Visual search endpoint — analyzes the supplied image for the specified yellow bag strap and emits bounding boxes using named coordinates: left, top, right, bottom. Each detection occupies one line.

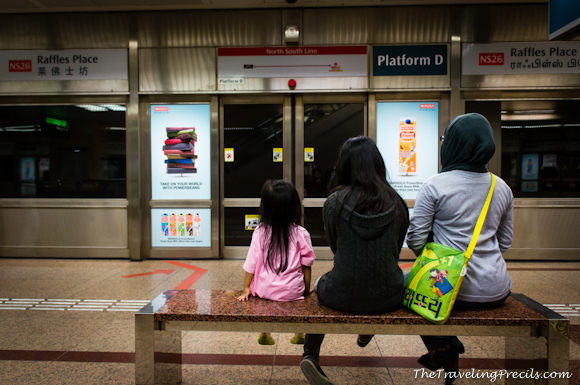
left=465, top=172, right=496, bottom=260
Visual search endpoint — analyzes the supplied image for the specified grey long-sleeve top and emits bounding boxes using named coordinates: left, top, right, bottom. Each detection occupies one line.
left=406, top=170, right=514, bottom=303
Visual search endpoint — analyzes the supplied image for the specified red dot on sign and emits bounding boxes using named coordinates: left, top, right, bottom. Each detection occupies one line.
left=288, top=79, right=296, bottom=87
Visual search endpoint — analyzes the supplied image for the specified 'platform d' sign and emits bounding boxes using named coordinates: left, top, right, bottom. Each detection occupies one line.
left=373, top=45, right=448, bottom=76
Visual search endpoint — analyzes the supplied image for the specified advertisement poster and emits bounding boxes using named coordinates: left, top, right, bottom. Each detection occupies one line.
left=521, top=154, right=539, bottom=180
left=20, top=157, right=35, bottom=181
left=151, top=208, right=211, bottom=248
left=542, top=154, right=557, bottom=168
left=521, top=181, right=539, bottom=193
left=151, top=104, right=211, bottom=200
left=376, top=102, right=439, bottom=200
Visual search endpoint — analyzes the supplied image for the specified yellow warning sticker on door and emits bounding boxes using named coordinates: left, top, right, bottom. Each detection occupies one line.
left=245, top=215, right=260, bottom=230
left=304, top=147, right=314, bottom=162
left=224, top=148, right=234, bottom=162
left=273, top=148, right=283, bottom=162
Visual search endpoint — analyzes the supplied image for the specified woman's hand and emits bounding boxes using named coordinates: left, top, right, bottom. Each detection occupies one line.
left=237, top=287, right=252, bottom=301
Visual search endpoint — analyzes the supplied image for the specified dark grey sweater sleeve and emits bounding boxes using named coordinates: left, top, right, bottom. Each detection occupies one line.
left=322, top=196, right=338, bottom=254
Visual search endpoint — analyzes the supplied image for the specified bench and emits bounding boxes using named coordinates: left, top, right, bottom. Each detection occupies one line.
left=135, top=290, right=570, bottom=385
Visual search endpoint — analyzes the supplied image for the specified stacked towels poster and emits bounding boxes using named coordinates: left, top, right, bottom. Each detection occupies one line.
left=164, top=127, right=197, bottom=174
left=150, top=104, right=211, bottom=200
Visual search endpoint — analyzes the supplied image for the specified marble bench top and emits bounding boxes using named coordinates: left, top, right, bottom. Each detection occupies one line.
left=144, top=290, right=559, bottom=327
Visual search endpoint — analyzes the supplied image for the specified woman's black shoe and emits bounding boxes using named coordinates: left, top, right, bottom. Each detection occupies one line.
left=356, top=334, right=374, bottom=348
left=443, top=350, right=460, bottom=385
left=417, top=346, right=451, bottom=371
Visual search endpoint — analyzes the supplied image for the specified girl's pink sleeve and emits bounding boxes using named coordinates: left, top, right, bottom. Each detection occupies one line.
left=298, top=228, right=316, bottom=266
left=243, top=228, right=262, bottom=274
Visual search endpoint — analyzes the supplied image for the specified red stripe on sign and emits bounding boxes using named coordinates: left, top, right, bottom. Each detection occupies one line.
left=218, top=46, right=367, bottom=56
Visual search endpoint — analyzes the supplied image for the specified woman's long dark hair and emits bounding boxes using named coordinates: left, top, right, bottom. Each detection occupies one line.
left=333, top=136, right=408, bottom=219
left=258, top=179, right=302, bottom=274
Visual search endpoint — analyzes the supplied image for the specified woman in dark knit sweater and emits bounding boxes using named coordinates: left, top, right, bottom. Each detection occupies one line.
left=300, top=136, right=409, bottom=385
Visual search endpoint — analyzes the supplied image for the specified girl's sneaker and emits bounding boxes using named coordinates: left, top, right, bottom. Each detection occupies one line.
left=257, top=334, right=275, bottom=345
left=290, top=334, right=306, bottom=344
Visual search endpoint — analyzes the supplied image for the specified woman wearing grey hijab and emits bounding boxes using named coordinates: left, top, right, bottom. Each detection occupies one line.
left=406, top=113, right=514, bottom=384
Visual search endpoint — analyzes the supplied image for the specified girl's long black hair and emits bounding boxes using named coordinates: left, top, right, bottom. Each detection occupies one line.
left=332, top=136, right=408, bottom=220
left=258, top=179, right=302, bottom=274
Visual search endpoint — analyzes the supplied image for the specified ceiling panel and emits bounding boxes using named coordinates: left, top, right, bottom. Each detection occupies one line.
left=0, top=0, right=546, bottom=14
left=0, top=0, right=37, bottom=9
left=37, top=0, right=98, bottom=7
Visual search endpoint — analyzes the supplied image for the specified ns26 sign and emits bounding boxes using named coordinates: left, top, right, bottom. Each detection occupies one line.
left=479, top=53, right=504, bottom=66
left=9, top=60, right=32, bottom=72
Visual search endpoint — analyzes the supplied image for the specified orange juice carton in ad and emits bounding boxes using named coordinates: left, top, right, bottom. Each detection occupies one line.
left=169, top=213, right=177, bottom=236
left=193, top=213, right=201, bottom=236
left=177, top=214, right=185, bottom=236
left=399, top=118, right=417, bottom=174
left=186, top=213, right=193, bottom=236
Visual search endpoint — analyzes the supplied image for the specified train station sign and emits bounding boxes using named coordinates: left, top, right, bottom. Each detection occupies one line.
left=217, top=46, right=367, bottom=78
left=0, top=49, right=128, bottom=80
left=373, top=45, right=448, bottom=76
left=463, top=42, right=580, bottom=75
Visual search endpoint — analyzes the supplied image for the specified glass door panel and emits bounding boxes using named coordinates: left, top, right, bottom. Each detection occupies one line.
left=302, top=101, right=365, bottom=247
left=303, top=103, right=365, bottom=198
left=221, top=96, right=366, bottom=257
left=224, top=104, right=284, bottom=198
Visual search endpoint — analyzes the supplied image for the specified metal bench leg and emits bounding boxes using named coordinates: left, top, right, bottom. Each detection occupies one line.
left=154, top=328, right=183, bottom=385
left=505, top=334, right=545, bottom=385
left=547, top=319, right=570, bottom=385
left=135, top=313, right=155, bottom=385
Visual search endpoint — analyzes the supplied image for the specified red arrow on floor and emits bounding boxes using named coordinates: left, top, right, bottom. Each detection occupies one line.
left=164, top=261, right=208, bottom=290
left=121, top=269, right=175, bottom=278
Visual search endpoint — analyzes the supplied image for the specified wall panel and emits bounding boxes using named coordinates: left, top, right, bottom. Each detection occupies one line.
left=139, top=48, right=216, bottom=92
left=462, top=4, right=548, bottom=43
left=0, top=200, right=128, bottom=258
left=505, top=200, right=580, bottom=260
left=0, top=13, right=129, bottom=50
left=303, top=7, right=451, bottom=45
left=138, top=10, right=281, bottom=48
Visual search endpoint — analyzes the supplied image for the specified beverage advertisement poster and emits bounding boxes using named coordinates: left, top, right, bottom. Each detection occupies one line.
left=521, top=181, right=539, bottom=193
left=150, top=104, right=211, bottom=200
left=151, top=208, right=211, bottom=247
left=521, top=154, right=539, bottom=180
left=376, top=102, right=439, bottom=200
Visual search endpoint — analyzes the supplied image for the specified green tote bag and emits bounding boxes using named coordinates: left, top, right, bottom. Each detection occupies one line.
left=402, top=173, right=496, bottom=324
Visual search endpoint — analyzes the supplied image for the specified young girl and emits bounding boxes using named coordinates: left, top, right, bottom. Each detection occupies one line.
left=237, top=179, right=316, bottom=345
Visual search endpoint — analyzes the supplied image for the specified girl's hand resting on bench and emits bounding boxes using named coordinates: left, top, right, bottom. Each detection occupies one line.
left=237, top=287, right=252, bottom=301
